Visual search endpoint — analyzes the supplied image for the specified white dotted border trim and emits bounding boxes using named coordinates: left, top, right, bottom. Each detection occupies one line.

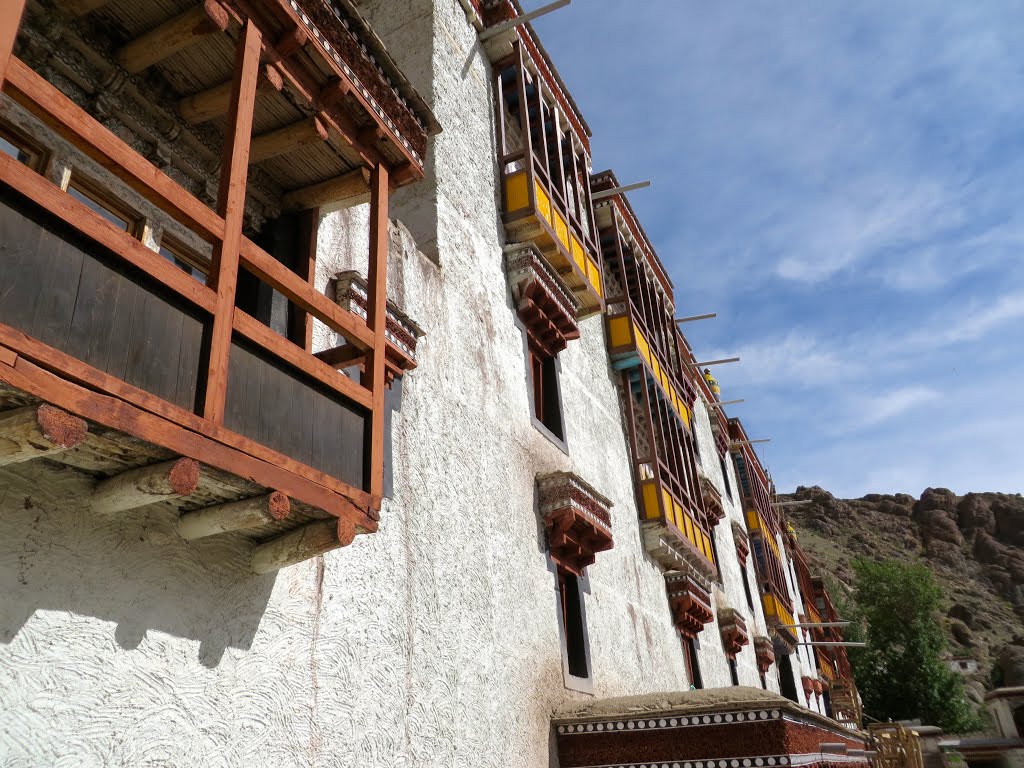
left=289, top=0, right=424, bottom=166
left=557, top=709, right=783, bottom=736
left=560, top=756, right=796, bottom=768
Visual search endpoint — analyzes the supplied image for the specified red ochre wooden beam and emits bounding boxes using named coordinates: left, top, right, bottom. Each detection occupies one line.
left=0, top=0, right=26, bottom=89
left=363, top=164, right=389, bottom=504
left=203, top=20, right=261, bottom=425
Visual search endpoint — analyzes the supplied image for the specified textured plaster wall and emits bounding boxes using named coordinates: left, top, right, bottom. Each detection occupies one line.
left=691, top=398, right=776, bottom=693
left=0, top=2, right=702, bottom=767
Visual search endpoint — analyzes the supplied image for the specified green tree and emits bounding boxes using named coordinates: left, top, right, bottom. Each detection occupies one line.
left=843, top=559, right=982, bottom=733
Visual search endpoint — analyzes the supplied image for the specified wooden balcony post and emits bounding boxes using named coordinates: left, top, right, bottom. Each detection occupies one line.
left=0, top=0, right=27, bottom=89
left=363, top=163, right=389, bottom=502
left=203, top=19, right=261, bottom=424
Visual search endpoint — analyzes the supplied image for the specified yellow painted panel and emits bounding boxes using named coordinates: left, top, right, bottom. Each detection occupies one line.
left=534, top=180, right=552, bottom=224
left=505, top=172, right=530, bottom=213
left=571, top=236, right=586, bottom=272
left=609, top=315, right=633, bottom=348
left=642, top=482, right=660, bottom=520
left=635, top=327, right=651, bottom=366
left=746, top=509, right=761, bottom=531
left=662, top=489, right=673, bottom=524
left=554, top=210, right=569, bottom=250
left=586, top=256, right=603, bottom=297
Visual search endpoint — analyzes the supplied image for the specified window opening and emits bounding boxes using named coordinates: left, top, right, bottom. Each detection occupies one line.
left=720, top=456, right=733, bottom=500
left=558, top=568, right=589, bottom=679
left=760, top=672, right=768, bottom=690
left=683, top=635, right=703, bottom=690
left=530, top=349, right=564, bottom=440
left=159, top=236, right=208, bottom=285
left=0, top=125, right=44, bottom=170
left=778, top=653, right=799, bottom=703
left=729, top=656, right=740, bottom=686
left=741, top=563, right=756, bottom=613
left=67, top=176, right=139, bottom=236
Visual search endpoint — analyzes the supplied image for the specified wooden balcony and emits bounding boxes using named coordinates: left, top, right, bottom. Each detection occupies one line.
left=639, top=477, right=717, bottom=581
left=493, top=39, right=603, bottom=315
left=0, top=0, right=435, bottom=571
left=761, top=592, right=798, bottom=646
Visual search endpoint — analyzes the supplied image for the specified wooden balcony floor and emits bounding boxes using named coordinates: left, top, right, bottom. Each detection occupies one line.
left=0, top=379, right=352, bottom=573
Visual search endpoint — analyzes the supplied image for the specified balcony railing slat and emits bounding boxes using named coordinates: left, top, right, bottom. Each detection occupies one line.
left=4, top=58, right=225, bottom=242
left=232, top=309, right=372, bottom=410
left=0, top=152, right=217, bottom=314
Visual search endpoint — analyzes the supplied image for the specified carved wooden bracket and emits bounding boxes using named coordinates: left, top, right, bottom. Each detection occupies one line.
left=665, top=571, right=714, bottom=639
left=754, top=635, right=776, bottom=674
left=719, top=607, right=750, bottom=659
left=505, top=243, right=581, bottom=358
left=537, top=471, right=613, bottom=577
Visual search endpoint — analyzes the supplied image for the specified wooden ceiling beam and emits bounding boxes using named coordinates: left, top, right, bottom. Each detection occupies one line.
left=249, top=116, right=328, bottom=164
left=178, top=63, right=283, bottom=124
left=64, top=0, right=114, bottom=17
left=178, top=491, right=291, bottom=539
left=116, top=0, right=230, bottom=74
left=282, top=167, right=371, bottom=212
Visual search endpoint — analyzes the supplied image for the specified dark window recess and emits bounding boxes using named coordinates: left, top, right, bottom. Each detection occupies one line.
left=720, top=456, right=733, bottom=500
left=778, top=653, right=799, bottom=703
left=741, top=564, right=756, bottom=613
left=683, top=635, right=703, bottom=690
left=246, top=212, right=305, bottom=340
left=760, top=672, right=768, bottom=690
left=558, top=569, right=589, bottom=679
left=0, top=127, right=43, bottom=169
left=159, top=238, right=208, bottom=285
left=67, top=178, right=138, bottom=235
left=531, top=349, right=564, bottom=440
left=729, top=657, right=740, bottom=686
left=823, top=691, right=833, bottom=718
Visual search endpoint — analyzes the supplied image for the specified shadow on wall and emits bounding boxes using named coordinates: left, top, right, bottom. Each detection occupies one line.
left=0, top=462, right=274, bottom=667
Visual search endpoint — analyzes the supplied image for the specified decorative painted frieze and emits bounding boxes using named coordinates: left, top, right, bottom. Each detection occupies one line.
left=719, top=607, right=750, bottom=659
left=665, top=571, right=714, bottom=639
left=537, top=471, right=613, bottom=577
left=504, top=243, right=581, bottom=357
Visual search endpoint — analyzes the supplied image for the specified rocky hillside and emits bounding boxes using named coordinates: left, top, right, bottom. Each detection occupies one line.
left=780, top=487, right=1024, bottom=703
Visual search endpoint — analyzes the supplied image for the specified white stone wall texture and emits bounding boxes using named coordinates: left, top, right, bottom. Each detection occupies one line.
left=0, top=1, right=824, bottom=765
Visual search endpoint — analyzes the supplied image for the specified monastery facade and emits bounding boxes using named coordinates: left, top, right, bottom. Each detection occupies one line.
left=0, top=1, right=864, bottom=765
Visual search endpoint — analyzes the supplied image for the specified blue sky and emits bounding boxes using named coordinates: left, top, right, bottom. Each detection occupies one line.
left=529, top=1, right=1024, bottom=498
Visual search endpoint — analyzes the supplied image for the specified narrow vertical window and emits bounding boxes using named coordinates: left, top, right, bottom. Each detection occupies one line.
left=760, top=672, right=768, bottom=689
left=778, top=653, right=799, bottom=703
left=683, top=636, right=703, bottom=689
left=720, top=456, right=733, bottom=500
left=557, top=568, right=590, bottom=680
left=729, top=657, right=740, bottom=686
left=530, top=349, right=564, bottom=440
left=740, top=564, right=756, bottom=613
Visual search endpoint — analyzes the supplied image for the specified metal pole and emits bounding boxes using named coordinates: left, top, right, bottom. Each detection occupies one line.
left=591, top=180, right=652, bottom=201
left=479, top=0, right=571, bottom=41
left=676, top=312, right=717, bottom=324
left=690, top=357, right=740, bottom=368
left=708, top=399, right=744, bottom=408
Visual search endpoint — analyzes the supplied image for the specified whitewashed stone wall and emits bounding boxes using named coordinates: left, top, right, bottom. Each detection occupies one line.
left=0, top=1, right=830, bottom=765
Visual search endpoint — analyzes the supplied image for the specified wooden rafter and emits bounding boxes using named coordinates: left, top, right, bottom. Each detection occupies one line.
left=116, top=0, right=231, bottom=74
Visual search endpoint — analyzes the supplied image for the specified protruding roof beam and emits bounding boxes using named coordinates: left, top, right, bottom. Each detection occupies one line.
left=282, top=167, right=371, bottom=212
left=708, top=399, right=745, bottom=408
left=479, top=0, right=572, bottom=41
left=91, top=458, right=201, bottom=514
left=0, top=404, right=87, bottom=466
left=251, top=517, right=356, bottom=574
left=64, top=0, right=113, bottom=16
left=591, top=179, right=651, bottom=201
left=178, top=492, right=291, bottom=539
left=249, top=116, right=329, bottom=164
left=730, top=438, right=771, bottom=447
left=117, top=0, right=230, bottom=74
left=772, top=500, right=813, bottom=507
left=178, top=64, right=283, bottom=124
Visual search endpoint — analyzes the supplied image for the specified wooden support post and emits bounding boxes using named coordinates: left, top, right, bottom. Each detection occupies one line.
left=178, top=65, right=283, bottom=124
left=0, top=404, right=87, bottom=466
left=0, top=0, right=26, bottom=89
left=116, top=0, right=230, bottom=74
left=202, top=20, right=261, bottom=424
left=282, top=168, right=371, bottom=211
left=249, top=117, right=329, bottom=164
left=250, top=517, right=356, bottom=574
left=363, top=163, right=389, bottom=504
left=178, top=491, right=290, bottom=539
left=64, top=0, right=113, bottom=16
left=92, top=458, right=201, bottom=514
left=290, top=206, right=320, bottom=351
